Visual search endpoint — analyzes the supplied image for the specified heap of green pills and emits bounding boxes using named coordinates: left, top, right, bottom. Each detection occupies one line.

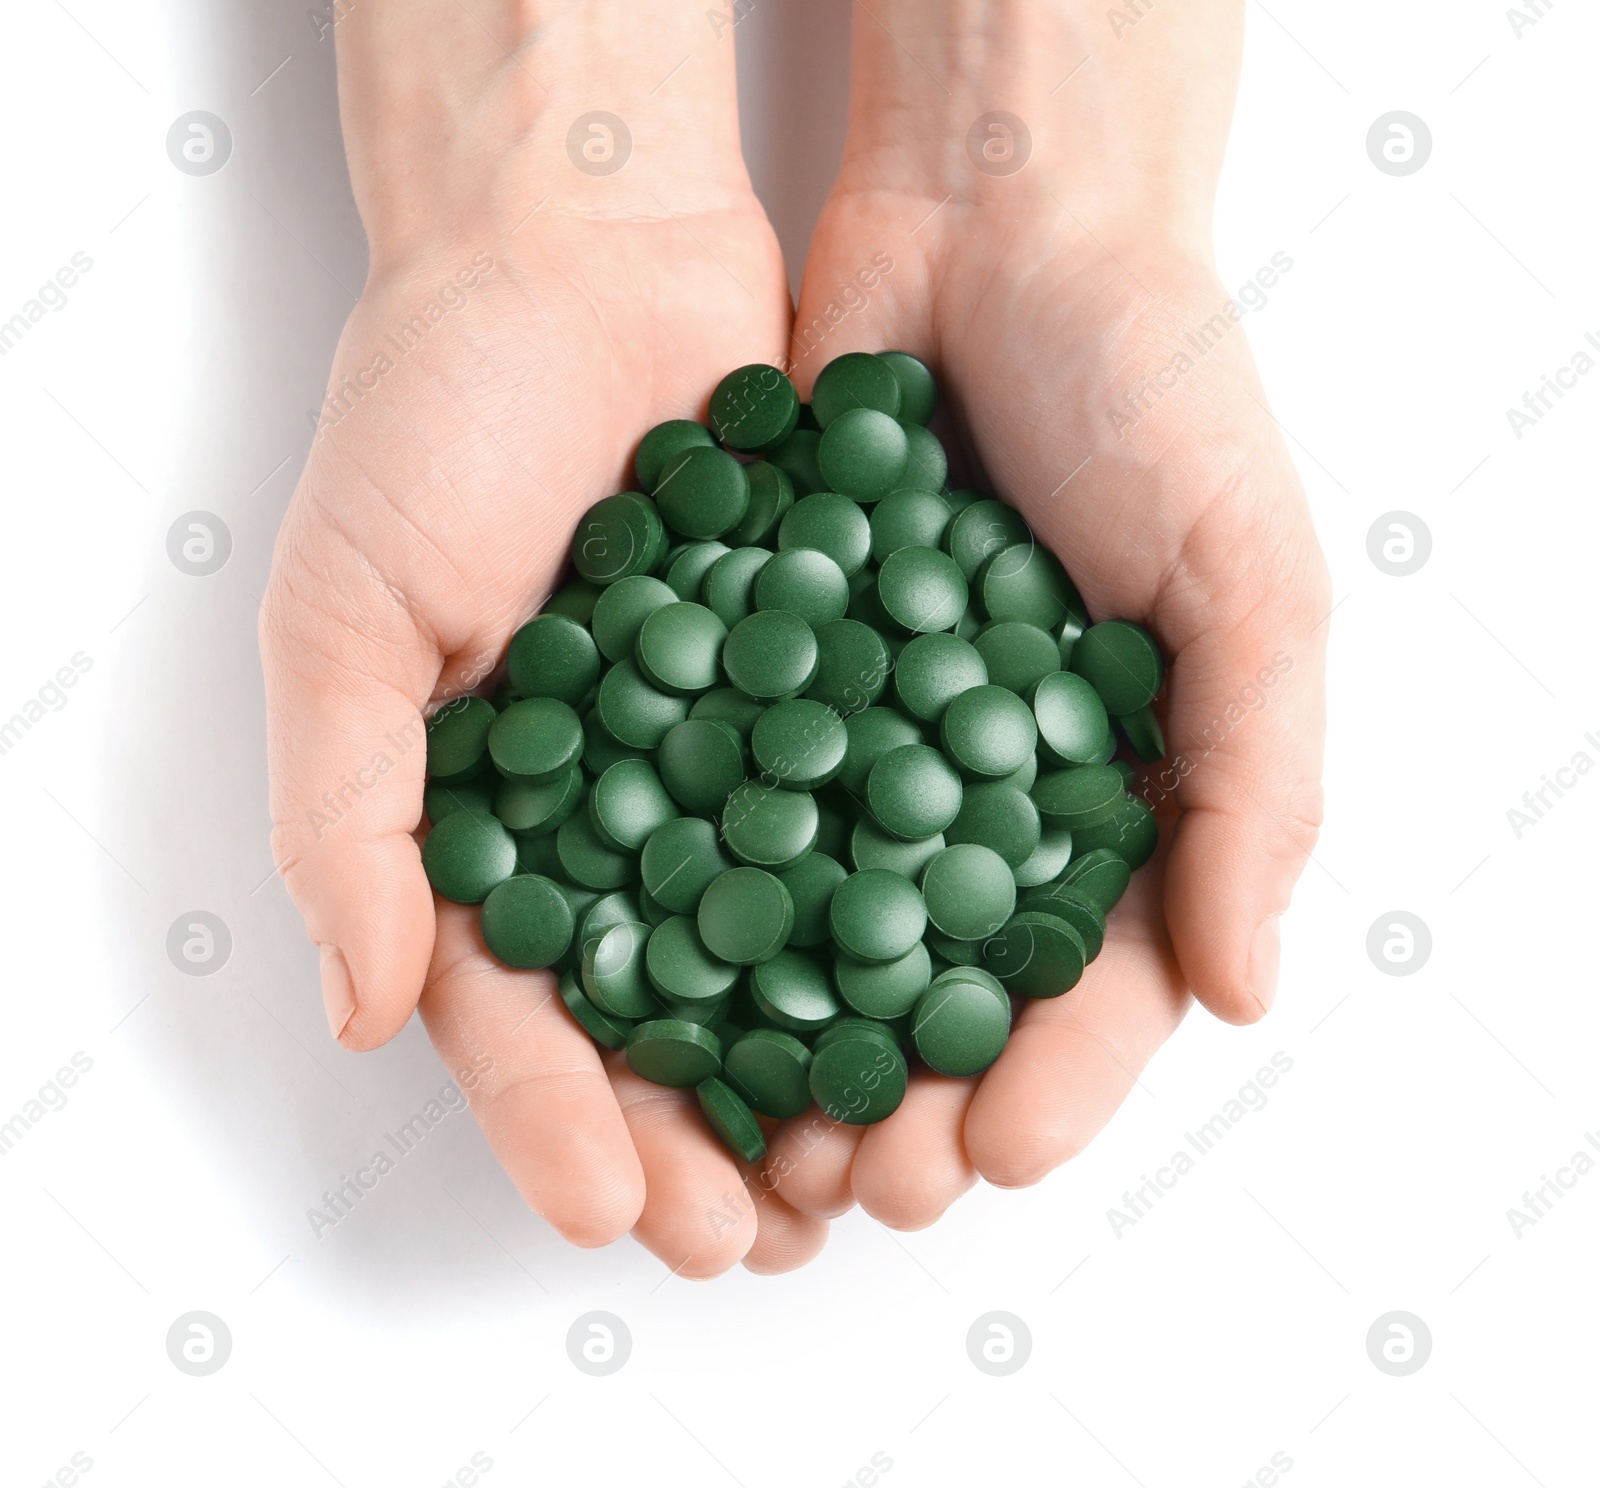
left=421, top=351, right=1166, bottom=1163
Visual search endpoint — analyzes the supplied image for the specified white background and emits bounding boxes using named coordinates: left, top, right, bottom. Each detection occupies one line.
left=2, top=2, right=1597, bottom=1484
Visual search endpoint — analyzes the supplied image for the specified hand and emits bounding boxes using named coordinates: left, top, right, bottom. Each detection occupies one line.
left=260, top=4, right=824, bottom=1276
left=762, top=0, right=1329, bottom=1228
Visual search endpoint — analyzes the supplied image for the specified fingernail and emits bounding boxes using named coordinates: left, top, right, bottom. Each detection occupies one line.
left=319, top=944, right=357, bottom=1040
left=1248, top=916, right=1281, bottom=1014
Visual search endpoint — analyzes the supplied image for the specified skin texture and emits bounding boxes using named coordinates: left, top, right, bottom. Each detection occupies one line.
left=261, top=0, right=1327, bottom=1275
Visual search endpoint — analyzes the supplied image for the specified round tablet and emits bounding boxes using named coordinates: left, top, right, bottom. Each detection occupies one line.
left=980, top=543, right=1077, bottom=629
left=945, top=782, right=1042, bottom=869
left=876, top=546, right=968, bottom=633
left=426, top=776, right=496, bottom=824
left=1012, top=826, right=1074, bottom=887
left=870, top=489, right=953, bottom=561
left=487, top=698, right=584, bottom=784
left=702, top=547, right=773, bottom=629
left=493, top=766, right=585, bottom=835
left=749, top=950, right=841, bottom=1032
left=479, top=874, right=574, bottom=969
left=945, top=500, right=1031, bottom=580
left=657, top=718, right=746, bottom=816
left=655, top=445, right=751, bottom=539
left=927, top=931, right=985, bottom=968
left=752, top=699, right=848, bottom=790
left=818, top=408, right=909, bottom=500
left=767, top=427, right=826, bottom=497
left=778, top=493, right=873, bottom=577
left=423, top=810, right=517, bottom=904
left=1032, top=671, right=1113, bottom=765
left=941, top=685, right=1038, bottom=778
left=804, top=619, right=891, bottom=716
left=639, top=816, right=734, bottom=915
left=645, top=915, right=741, bottom=1005
left=878, top=351, right=936, bottom=424
left=710, top=363, right=800, bottom=451
left=590, top=574, right=678, bottom=663
left=515, top=829, right=564, bottom=878
left=697, top=1076, right=768, bottom=1162
left=689, top=687, right=765, bottom=739
left=1056, top=607, right=1088, bottom=666
left=850, top=819, right=945, bottom=878
left=835, top=941, right=931, bottom=1019
left=588, top=758, right=679, bottom=852
left=753, top=547, right=849, bottom=626
left=1058, top=846, right=1133, bottom=913
left=1071, top=620, right=1164, bottom=715
left=559, top=970, right=633, bottom=1051
left=893, top=632, right=987, bottom=722
left=973, top=620, right=1062, bottom=694
left=777, top=852, right=846, bottom=948
left=698, top=866, right=794, bottom=964
left=812, top=791, right=853, bottom=861
left=582, top=709, right=646, bottom=777
left=571, top=491, right=666, bottom=585
left=724, top=1029, right=813, bottom=1118
left=1116, top=703, right=1166, bottom=764
left=596, top=659, right=690, bottom=748
left=722, top=780, right=820, bottom=867
left=898, top=423, right=948, bottom=493
left=576, top=889, right=639, bottom=951
left=583, top=921, right=658, bottom=1018
left=811, top=351, right=902, bottom=426
left=636, top=418, right=714, bottom=492
left=920, top=844, right=1016, bottom=941
left=426, top=695, right=495, bottom=779
left=725, top=462, right=794, bottom=548
left=544, top=579, right=602, bottom=625
left=1020, top=883, right=1106, bottom=961
left=664, top=541, right=731, bottom=601
left=625, top=1019, right=723, bottom=1087
left=912, top=974, right=1011, bottom=1076
left=837, top=708, right=923, bottom=795
left=866, top=744, right=963, bottom=841
left=1032, top=765, right=1125, bottom=831
left=555, top=809, right=638, bottom=891
left=829, top=869, right=927, bottom=963
left=1071, top=794, right=1159, bottom=869
left=506, top=613, right=601, bottom=704
left=722, top=610, right=819, bottom=701
left=983, top=911, right=1088, bottom=999
left=809, top=1028, right=907, bottom=1124
left=635, top=602, right=728, bottom=695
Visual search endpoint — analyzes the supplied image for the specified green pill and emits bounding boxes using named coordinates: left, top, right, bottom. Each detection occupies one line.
left=983, top=911, right=1087, bottom=999
left=837, top=708, right=923, bottom=795
left=596, top=658, right=690, bottom=748
left=577, top=890, right=642, bottom=956
left=912, top=973, right=1011, bottom=1077
left=818, top=408, right=909, bottom=500
left=979, top=543, right=1078, bottom=630
left=625, top=1019, right=723, bottom=1087
left=506, top=613, right=601, bottom=704
left=866, top=744, right=964, bottom=841
left=1058, top=846, right=1133, bottom=913
left=946, top=782, right=1042, bottom=869
left=811, top=789, right=854, bottom=861
left=777, top=852, right=846, bottom=948
left=809, top=1026, right=907, bottom=1124
left=515, top=829, right=565, bottom=878
left=767, top=427, right=826, bottom=497
left=493, top=765, right=585, bottom=835
left=1117, top=703, right=1167, bottom=763
left=423, top=810, right=517, bottom=904
left=1032, top=670, right=1113, bottom=766
left=640, top=816, right=734, bottom=915
left=893, top=632, right=988, bottom=722
left=722, top=610, right=819, bottom=701
left=657, top=718, right=746, bottom=816
left=689, top=687, right=765, bottom=739
left=1071, top=620, right=1165, bottom=715
left=870, top=489, right=952, bottom=562
left=927, top=930, right=985, bottom=968
left=941, top=684, right=1038, bottom=778
left=876, top=546, right=968, bottom=633
left=830, top=868, right=927, bottom=964
left=1071, top=794, right=1158, bottom=869
left=556, top=809, right=638, bottom=891
left=583, top=921, right=659, bottom=1019
left=480, top=873, right=575, bottom=969
left=754, top=547, right=850, bottom=626
left=920, top=844, right=1017, bottom=941
left=724, top=1029, right=813, bottom=1118
left=898, top=424, right=948, bottom=493
left=1057, top=608, right=1088, bottom=667
left=636, top=418, right=714, bottom=492
left=559, top=969, right=633, bottom=1051
left=806, top=619, right=891, bottom=716
left=697, top=1076, right=768, bottom=1162
left=572, top=492, right=666, bottom=585
left=710, top=363, right=800, bottom=451
left=645, top=915, right=740, bottom=1005
left=1033, top=765, right=1125, bottom=831
left=850, top=819, right=945, bottom=879
left=426, top=696, right=495, bottom=779
left=945, top=500, right=1031, bottom=581
left=750, top=949, right=841, bottom=1033
left=655, top=445, right=751, bottom=539
left=636, top=602, right=728, bottom=695
left=582, top=707, right=649, bottom=776
left=544, top=578, right=602, bottom=625
left=1020, top=882, right=1106, bottom=961
left=877, top=351, right=936, bottom=425
left=752, top=699, right=848, bottom=790
left=725, top=462, right=795, bottom=548
left=778, top=493, right=873, bottom=577
left=698, top=866, right=795, bottom=965
left=664, top=540, right=732, bottom=601
left=834, top=941, right=931, bottom=1019
left=721, top=780, right=819, bottom=869
left=426, top=776, right=497, bottom=824
left=638, top=884, right=674, bottom=928
left=488, top=698, right=584, bottom=784
left=588, top=758, right=679, bottom=852
left=702, top=546, right=773, bottom=629
left=1012, top=826, right=1074, bottom=888
left=811, top=351, right=902, bottom=427
left=590, top=574, right=678, bottom=663
left=973, top=620, right=1061, bottom=695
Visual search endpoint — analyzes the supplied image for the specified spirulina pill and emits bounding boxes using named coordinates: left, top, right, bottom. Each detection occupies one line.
left=752, top=699, right=848, bottom=790
left=698, top=866, right=795, bottom=965
left=809, top=1027, right=907, bottom=1124
left=973, top=620, right=1061, bottom=695
left=850, top=818, right=945, bottom=879
left=1020, top=882, right=1106, bottom=961
left=559, top=969, right=633, bottom=1051
left=722, top=610, right=819, bottom=701
left=979, top=543, right=1077, bottom=630
left=805, top=619, right=891, bottom=716
left=830, top=869, right=927, bottom=963
left=1031, top=671, right=1112, bottom=766
left=637, top=419, right=715, bottom=492
left=426, top=776, right=496, bottom=824
left=493, top=765, right=585, bottom=835
left=596, top=659, right=690, bottom=748
left=724, top=1029, right=813, bottom=1118
left=893, top=633, right=988, bottom=723
left=870, top=489, right=952, bottom=561
left=591, top=574, right=678, bottom=663
left=779, top=493, right=873, bottom=577
left=556, top=809, right=638, bottom=891
left=582, top=707, right=649, bottom=776
left=940, top=685, right=1037, bottom=778
left=640, top=816, right=733, bottom=915
left=645, top=915, right=741, bottom=1005
left=946, top=782, right=1042, bottom=869
left=1070, top=619, right=1164, bottom=716
left=636, top=602, right=728, bottom=695
left=834, top=940, right=931, bottom=1019
left=583, top=921, right=659, bottom=1019
left=545, top=578, right=602, bottom=625
left=818, top=409, right=910, bottom=501
left=710, top=363, right=800, bottom=452
left=588, top=758, right=679, bottom=852
left=664, top=541, right=732, bottom=601
left=838, top=708, right=923, bottom=795
left=721, top=780, right=819, bottom=869
left=657, top=718, right=746, bottom=816
left=1033, top=765, right=1125, bottom=831
left=702, top=547, right=773, bottom=629
left=811, top=351, right=902, bottom=427
left=1116, top=703, right=1166, bottom=763
left=866, top=744, right=964, bottom=841
left=480, top=873, right=575, bottom=969
left=898, top=423, right=948, bottom=493
left=655, top=445, right=751, bottom=539
left=506, top=613, right=601, bottom=704
left=488, top=698, right=584, bottom=783
left=423, top=810, right=517, bottom=904
left=426, top=696, right=496, bottom=779
left=697, top=1077, right=768, bottom=1162
left=920, top=844, right=1017, bottom=941
left=1070, top=793, right=1158, bottom=869
left=1058, top=846, right=1133, bottom=913
left=750, top=949, right=841, bottom=1032
left=689, top=687, right=765, bottom=739
left=983, top=911, right=1087, bottom=999
left=876, top=546, right=968, bottom=633
left=777, top=852, right=846, bottom=948
left=912, top=973, right=1011, bottom=1076
left=767, top=428, right=826, bottom=497
left=1012, top=826, right=1074, bottom=888
left=626, top=1019, right=723, bottom=1087
left=945, top=500, right=1031, bottom=581
left=877, top=351, right=936, bottom=425
left=754, top=547, right=850, bottom=626
left=572, top=492, right=668, bottom=586
left=725, top=462, right=795, bottom=548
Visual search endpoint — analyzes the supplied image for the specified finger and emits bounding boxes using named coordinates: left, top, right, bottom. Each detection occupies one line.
left=419, top=902, right=645, bottom=1245
left=261, top=527, right=443, bottom=1049
left=607, top=1062, right=758, bottom=1278
left=740, top=1177, right=830, bottom=1275
left=850, top=1072, right=979, bottom=1230
left=760, top=1112, right=863, bottom=1219
left=965, top=866, right=1190, bottom=1188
